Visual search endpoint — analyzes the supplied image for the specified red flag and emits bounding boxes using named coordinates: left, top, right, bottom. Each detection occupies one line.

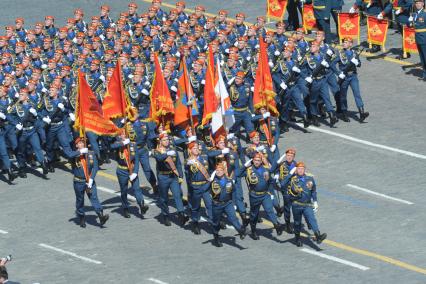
left=149, top=53, right=175, bottom=128
left=402, top=26, right=418, bottom=55
left=102, top=61, right=129, bottom=119
left=338, top=13, right=360, bottom=43
left=253, top=36, right=278, bottom=117
left=367, top=16, right=389, bottom=48
left=174, top=57, right=199, bottom=129
left=202, top=45, right=219, bottom=126
left=302, top=4, right=317, bottom=33
left=266, top=0, right=288, bottom=21
left=73, top=70, right=120, bottom=136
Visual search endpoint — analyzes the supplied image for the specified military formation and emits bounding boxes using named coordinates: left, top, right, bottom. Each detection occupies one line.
left=1, top=0, right=388, bottom=248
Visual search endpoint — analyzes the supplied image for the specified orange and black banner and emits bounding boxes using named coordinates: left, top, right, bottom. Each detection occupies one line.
left=402, top=26, right=418, bottom=54
left=367, top=16, right=389, bottom=49
left=338, top=12, right=360, bottom=43
left=302, top=4, right=316, bottom=33
left=266, top=0, right=288, bottom=21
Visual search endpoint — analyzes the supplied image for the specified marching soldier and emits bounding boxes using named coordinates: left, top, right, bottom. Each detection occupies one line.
left=409, top=0, right=426, bottom=80
left=152, top=131, right=189, bottom=227
left=289, top=162, right=327, bottom=247
left=111, top=129, right=149, bottom=219
left=71, top=137, right=109, bottom=228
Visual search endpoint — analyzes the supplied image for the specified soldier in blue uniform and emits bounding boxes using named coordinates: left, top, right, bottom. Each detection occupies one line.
left=0, top=103, right=16, bottom=182
left=111, top=129, right=149, bottom=219
left=410, top=0, right=426, bottom=80
left=244, top=152, right=284, bottom=240
left=289, top=162, right=327, bottom=246
left=153, top=131, right=189, bottom=226
left=313, top=0, right=333, bottom=43
left=186, top=141, right=213, bottom=234
left=334, top=38, right=370, bottom=122
left=210, top=163, right=246, bottom=247
left=71, top=137, right=109, bottom=228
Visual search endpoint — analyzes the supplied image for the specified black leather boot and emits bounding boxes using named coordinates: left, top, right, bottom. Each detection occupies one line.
left=47, top=161, right=55, bottom=173
left=275, top=206, right=284, bottom=217
left=341, top=111, right=350, bottom=122
left=303, top=115, right=310, bottom=128
left=240, top=212, right=250, bottom=228
left=41, top=161, right=48, bottom=175
left=328, top=112, right=338, bottom=127
left=18, top=168, right=27, bottom=178
left=250, top=224, right=259, bottom=240
left=97, top=211, right=109, bottom=226
left=191, top=222, right=201, bottom=235
left=163, top=215, right=171, bottom=226
left=238, top=226, right=246, bottom=240
left=274, top=223, right=283, bottom=236
left=311, top=115, right=320, bottom=127
left=295, top=233, right=302, bottom=247
left=79, top=215, right=86, bottom=228
left=358, top=107, right=369, bottom=123
left=123, top=208, right=131, bottom=218
left=139, top=202, right=149, bottom=216
left=213, top=233, right=223, bottom=247
left=7, top=169, right=16, bottom=182
left=314, top=231, right=327, bottom=244
left=178, top=212, right=189, bottom=226
left=285, top=222, right=294, bottom=234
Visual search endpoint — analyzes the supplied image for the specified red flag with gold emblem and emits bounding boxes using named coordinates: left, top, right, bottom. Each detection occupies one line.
left=73, top=70, right=120, bottom=136
left=253, top=36, right=278, bottom=117
left=266, top=0, right=288, bottom=21
left=202, top=44, right=219, bottom=126
left=367, top=16, right=389, bottom=47
left=302, top=4, right=316, bottom=33
left=102, top=61, right=129, bottom=119
left=338, top=12, right=360, bottom=43
left=149, top=53, right=175, bottom=127
left=402, top=26, right=418, bottom=54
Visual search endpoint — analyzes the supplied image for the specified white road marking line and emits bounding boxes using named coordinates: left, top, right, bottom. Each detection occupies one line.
left=0, top=229, right=8, bottom=234
left=38, top=243, right=102, bottom=264
left=346, top=184, right=414, bottom=205
left=295, top=123, right=426, bottom=160
left=97, top=186, right=155, bottom=205
left=300, top=248, right=370, bottom=271
left=147, top=278, right=169, bottom=284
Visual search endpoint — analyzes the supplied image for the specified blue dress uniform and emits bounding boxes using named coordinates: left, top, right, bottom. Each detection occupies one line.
left=185, top=150, right=213, bottom=233
left=319, top=43, right=341, bottom=113
left=71, top=146, right=108, bottom=228
left=0, top=109, right=15, bottom=182
left=412, top=3, right=426, bottom=79
left=210, top=172, right=246, bottom=247
left=10, top=101, right=47, bottom=176
left=278, top=159, right=297, bottom=232
left=335, top=46, right=369, bottom=122
left=383, top=0, right=413, bottom=29
left=111, top=137, right=149, bottom=218
left=152, top=141, right=189, bottom=226
left=228, top=79, right=255, bottom=135
left=0, top=97, right=17, bottom=154
left=289, top=168, right=327, bottom=246
left=244, top=161, right=283, bottom=239
left=313, top=0, right=333, bottom=43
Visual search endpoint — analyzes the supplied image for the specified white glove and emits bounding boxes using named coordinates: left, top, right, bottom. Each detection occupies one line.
left=256, top=145, right=265, bottom=151
left=274, top=50, right=280, bottom=56
left=79, top=148, right=89, bottom=154
left=201, top=79, right=205, bottom=85
left=338, top=73, right=346, bottom=80
left=16, top=123, right=23, bottom=130
left=297, top=56, right=303, bottom=61
left=87, top=178, right=94, bottom=189
left=29, top=108, right=37, bottom=116
left=263, top=112, right=271, bottom=119
left=41, top=87, right=48, bottom=93
left=225, top=48, right=230, bottom=53
left=255, top=44, right=260, bottom=49
left=122, top=138, right=130, bottom=145
left=142, top=88, right=150, bottom=95
left=274, top=174, right=280, bottom=184
left=62, top=96, right=68, bottom=102
left=14, top=93, right=19, bottom=99
left=313, top=201, right=319, bottom=213
left=408, top=16, right=413, bottom=22
left=148, top=151, right=152, bottom=157
left=69, top=113, right=75, bottom=121
left=144, top=81, right=151, bottom=87
left=99, top=34, right=105, bottom=41
left=99, top=75, right=106, bottom=82
left=222, top=148, right=230, bottom=154
left=128, top=74, right=134, bottom=79
left=290, top=167, right=297, bottom=175
left=377, top=13, right=384, bottom=20
left=41, top=64, right=48, bottom=69
left=395, top=9, right=401, bottom=15
left=209, top=170, right=216, bottom=182
left=167, top=150, right=176, bottom=156
left=244, top=159, right=252, bottom=167
left=57, top=103, right=65, bottom=111
left=277, top=154, right=285, bottom=164
left=188, top=135, right=197, bottom=142
left=305, top=76, right=313, bottom=83
left=321, top=60, right=329, bottom=68
left=187, top=159, right=195, bottom=165
left=227, top=133, right=235, bottom=139
left=129, top=173, right=138, bottom=181
left=43, top=116, right=51, bottom=124
left=270, top=145, right=276, bottom=153
left=280, top=82, right=287, bottom=90
left=268, top=61, right=274, bottom=68
left=250, top=86, right=254, bottom=92
left=292, top=66, right=301, bottom=73
left=0, top=112, right=5, bottom=120
left=366, top=2, right=371, bottom=8
left=227, top=77, right=235, bottom=86
left=246, top=56, right=251, bottom=61
left=349, top=7, right=355, bottom=14
left=351, top=58, right=359, bottom=66
left=72, top=37, right=78, bottom=43
left=171, top=86, right=178, bottom=92
left=175, top=51, right=181, bottom=57
left=326, top=49, right=333, bottom=56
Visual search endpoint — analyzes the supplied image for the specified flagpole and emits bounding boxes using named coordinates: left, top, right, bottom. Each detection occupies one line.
left=183, top=56, right=195, bottom=135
